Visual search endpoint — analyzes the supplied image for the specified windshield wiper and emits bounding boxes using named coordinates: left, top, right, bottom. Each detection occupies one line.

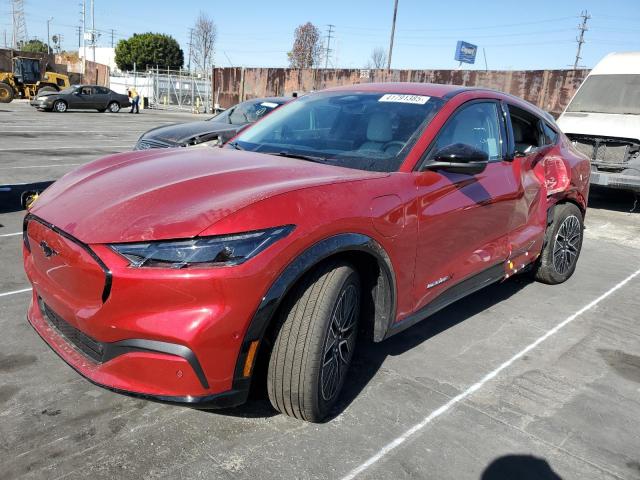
left=228, top=141, right=244, bottom=150
left=269, top=151, right=327, bottom=163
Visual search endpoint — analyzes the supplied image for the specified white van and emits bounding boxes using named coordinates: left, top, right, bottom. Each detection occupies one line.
left=557, top=52, right=640, bottom=192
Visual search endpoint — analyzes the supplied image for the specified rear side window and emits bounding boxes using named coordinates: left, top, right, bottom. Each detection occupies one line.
left=95, top=87, right=109, bottom=94
left=508, top=105, right=542, bottom=155
left=427, top=102, right=503, bottom=161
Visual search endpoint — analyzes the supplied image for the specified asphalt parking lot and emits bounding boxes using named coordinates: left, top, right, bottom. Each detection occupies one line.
left=1, top=100, right=640, bottom=480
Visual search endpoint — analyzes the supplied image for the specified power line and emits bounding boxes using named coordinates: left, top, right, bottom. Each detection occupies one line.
left=574, top=10, right=590, bottom=69
left=324, top=24, right=334, bottom=68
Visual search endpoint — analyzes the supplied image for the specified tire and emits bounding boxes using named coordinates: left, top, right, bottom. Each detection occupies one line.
left=107, top=101, right=120, bottom=113
left=533, top=203, right=584, bottom=284
left=267, top=262, right=361, bottom=422
left=53, top=100, right=67, bottom=113
left=0, top=82, right=14, bottom=103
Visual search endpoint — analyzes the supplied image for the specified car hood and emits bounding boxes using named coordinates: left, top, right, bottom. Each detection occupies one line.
left=142, top=120, right=240, bottom=145
left=31, top=148, right=386, bottom=244
left=557, top=112, right=640, bottom=141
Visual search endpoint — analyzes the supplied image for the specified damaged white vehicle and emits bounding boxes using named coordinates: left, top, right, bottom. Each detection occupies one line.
left=557, top=52, right=640, bottom=192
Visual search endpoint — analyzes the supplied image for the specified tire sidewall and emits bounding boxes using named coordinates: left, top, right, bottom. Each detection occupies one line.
left=312, top=267, right=361, bottom=419
left=108, top=102, right=120, bottom=113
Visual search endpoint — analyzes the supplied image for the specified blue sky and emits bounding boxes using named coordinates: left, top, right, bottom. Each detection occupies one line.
left=2, top=0, right=640, bottom=70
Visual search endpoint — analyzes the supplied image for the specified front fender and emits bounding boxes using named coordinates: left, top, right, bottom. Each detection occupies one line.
left=231, top=232, right=396, bottom=393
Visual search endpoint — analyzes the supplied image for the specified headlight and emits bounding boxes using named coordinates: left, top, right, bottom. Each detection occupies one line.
left=38, top=95, right=49, bottom=100
left=110, top=225, right=294, bottom=268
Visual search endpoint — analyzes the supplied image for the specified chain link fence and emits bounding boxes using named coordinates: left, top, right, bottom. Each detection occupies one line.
left=110, top=69, right=215, bottom=113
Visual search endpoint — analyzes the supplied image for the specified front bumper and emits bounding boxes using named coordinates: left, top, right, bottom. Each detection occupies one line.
left=590, top=170, right=640, bottom=192
left=30, top=98, right=54, bottom=109
left=23, top=214, right=272, bottom=407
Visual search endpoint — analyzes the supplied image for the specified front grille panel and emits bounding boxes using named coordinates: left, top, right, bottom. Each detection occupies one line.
left=39, top=298, right=104, bottom=362
left=573, top=140, right=595, bottom=159
left=594, top=143, right=629, bottom=164
left=135, top=139, right=172, bottom=150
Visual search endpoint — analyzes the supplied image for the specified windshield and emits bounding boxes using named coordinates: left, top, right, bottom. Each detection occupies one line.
left=209, top=99, right=283, bottom=124
left=567, top=74, right=640, bottom=115
left=231, top=91, right=444, bottom=172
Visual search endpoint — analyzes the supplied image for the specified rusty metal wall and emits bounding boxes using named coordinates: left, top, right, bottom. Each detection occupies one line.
left=212, top=67, right=590, bottom=117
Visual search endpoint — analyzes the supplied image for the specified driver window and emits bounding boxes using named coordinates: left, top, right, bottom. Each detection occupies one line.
left=81, top=87, right=92, bottom=95
left=229, top=103, right=252, bottom=125
left=429, top=102, right=502, bottom=161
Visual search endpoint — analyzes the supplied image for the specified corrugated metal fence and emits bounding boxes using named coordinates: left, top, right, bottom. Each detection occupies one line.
left=213, top=67, right=590, bottom=117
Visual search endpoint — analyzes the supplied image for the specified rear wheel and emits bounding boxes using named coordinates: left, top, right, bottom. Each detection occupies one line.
left=533, top=203, right=584, bottom=284
left=53, top=100, right=67, bottom=113
left=0, top=82, right=14, bottom=103
left=267, top=262, right=360, bottom=422
left=107, top=101, right=120, bottom=113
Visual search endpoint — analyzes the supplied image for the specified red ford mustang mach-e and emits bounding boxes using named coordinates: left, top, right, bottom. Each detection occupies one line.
left=23, top=83, right=590, bottom=422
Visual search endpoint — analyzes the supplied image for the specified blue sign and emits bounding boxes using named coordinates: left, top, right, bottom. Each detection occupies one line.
left=454, top=41, right=477, bottom=64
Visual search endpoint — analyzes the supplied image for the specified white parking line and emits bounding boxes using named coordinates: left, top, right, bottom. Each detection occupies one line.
left=341, top=267, right=640, bottom=480
left=0, top=145, right=130, bottom=152
left=0, top=163, right=81, bottom=169
left=0, top=287, right=32, bottom=298
left=0, top=232, right=21, bottom=237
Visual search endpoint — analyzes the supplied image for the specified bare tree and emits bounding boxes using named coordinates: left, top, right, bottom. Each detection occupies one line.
left=192, top=11, right=216, bottom=73
left=288, top=22, right=322, bottom=68
left=370, top=47, right=386, bottom=69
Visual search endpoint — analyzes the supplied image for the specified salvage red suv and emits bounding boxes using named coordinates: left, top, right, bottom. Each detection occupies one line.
left=24, top=83, right=590, bottom=422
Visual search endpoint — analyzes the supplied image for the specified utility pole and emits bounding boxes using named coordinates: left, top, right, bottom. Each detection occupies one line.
left=110, top=28, right=115, bottom=48
left=46, top=17, right=53, bottom=54
left=81, top=0, right=86, bottom=80
left=573, top=10, right=590, bottom=70
left=386, top=0, right=399, bottom=71
left=187, top=28, right=194, bottom=72
left=77, top=25, right=81, bottom=48
left=324, top=24, right=334, bottom=69
left=91, top=0, right=95, bottom=62
left=11, top=0, right=28, bottom=49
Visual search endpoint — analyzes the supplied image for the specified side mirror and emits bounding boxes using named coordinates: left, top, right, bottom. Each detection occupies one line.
left=425, top=143, right=489, bottom=175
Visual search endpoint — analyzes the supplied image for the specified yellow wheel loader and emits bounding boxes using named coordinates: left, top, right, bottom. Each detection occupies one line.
left=0, top=57, right=70, bottom=103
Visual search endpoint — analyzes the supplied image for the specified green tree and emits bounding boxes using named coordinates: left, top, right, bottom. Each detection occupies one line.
left=114, top=33, right=184, bottom=71
left=18, top=39, right=49, bottom=54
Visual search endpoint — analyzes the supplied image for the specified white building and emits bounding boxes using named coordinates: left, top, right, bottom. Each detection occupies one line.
left=79, top=47, right=117, bottom=71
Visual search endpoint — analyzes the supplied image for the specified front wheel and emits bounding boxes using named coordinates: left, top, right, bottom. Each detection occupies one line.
left=267, top=262, right=360, bottom=422
left=107, top=101, right=120, bottom=113
left=533, top=203, right=584, bottom=284
left=53, top=100, right=67, bottom=112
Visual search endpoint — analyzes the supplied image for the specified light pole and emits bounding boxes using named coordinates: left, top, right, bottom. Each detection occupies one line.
left=47, top=17, right=53, bottom=54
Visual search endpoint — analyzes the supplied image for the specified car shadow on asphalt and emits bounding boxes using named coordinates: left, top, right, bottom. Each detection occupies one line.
left=588, top=186, right=639, bottom=214
left=330, top=274, right=532, bottom=421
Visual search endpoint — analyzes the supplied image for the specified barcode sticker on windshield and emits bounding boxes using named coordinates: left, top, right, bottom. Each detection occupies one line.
left=378, top=94, right=430, bottom=104
left=261, top=102, right=279, bottom=108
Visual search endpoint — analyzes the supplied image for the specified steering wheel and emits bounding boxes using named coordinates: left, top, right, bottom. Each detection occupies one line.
left=382, top=141, right=405, bottom=154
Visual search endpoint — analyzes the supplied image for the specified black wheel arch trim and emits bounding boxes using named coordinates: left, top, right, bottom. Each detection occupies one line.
left=231, top=232, right=397, bottom=392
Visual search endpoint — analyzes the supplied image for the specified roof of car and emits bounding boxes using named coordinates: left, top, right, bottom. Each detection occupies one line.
left=322, top=82, right=554, bottom=123
left=323, top=82, right=469, bottom=97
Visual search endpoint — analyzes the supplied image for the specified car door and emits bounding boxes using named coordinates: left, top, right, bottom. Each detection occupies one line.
left=411, top=100, right=521, bottom=313
left=93, top=86, right=110, bottom=109
left=503, top=103, right=552, bottom=266
left=71, top=86, right=95, bottom=109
